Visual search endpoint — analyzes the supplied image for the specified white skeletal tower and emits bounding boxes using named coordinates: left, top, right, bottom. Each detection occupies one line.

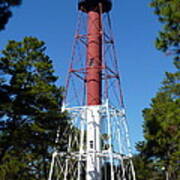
left=49, top=0, right=136, bottom=179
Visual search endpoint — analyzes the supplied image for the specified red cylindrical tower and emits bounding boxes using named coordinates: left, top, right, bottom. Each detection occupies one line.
left=86, top=9, right=102, bottom=105
left=78, top=0, right=112, bottom=106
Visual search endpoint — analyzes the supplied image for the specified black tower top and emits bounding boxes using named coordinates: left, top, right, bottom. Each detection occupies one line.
left=78, top=0, right=112, bottom=13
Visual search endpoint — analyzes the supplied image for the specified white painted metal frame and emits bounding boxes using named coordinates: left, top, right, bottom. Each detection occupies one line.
left=48, top=100, right=136, bottom=180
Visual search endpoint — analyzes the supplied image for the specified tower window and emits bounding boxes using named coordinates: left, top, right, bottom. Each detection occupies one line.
left=90, top=140, right=93, bottom=149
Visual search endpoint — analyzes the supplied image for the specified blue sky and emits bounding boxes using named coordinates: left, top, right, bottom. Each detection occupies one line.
left=0, top=0, right=175, bottom=152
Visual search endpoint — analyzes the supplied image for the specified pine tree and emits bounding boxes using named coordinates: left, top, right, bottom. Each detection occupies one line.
left=151, top=0, right=180, bottom=61
left=0, top=37, right=70, bottom=180
left=136, top=0, right=180, bottom=179
left=0, top=0, right=22, bottom=30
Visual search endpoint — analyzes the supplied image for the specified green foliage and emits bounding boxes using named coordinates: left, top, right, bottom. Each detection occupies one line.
left=136, top=68, right=180, bottom=179
left=0, top=0, right=22, bottom=30
left=0, top=37, right=70, bottom=179
left=150, top=0, right=180, bottom=61
left=135, top=1, right=180, bottom=179
left=136, top=85, right=180, bottom=179
left=133, top=154, right=164, bottom=180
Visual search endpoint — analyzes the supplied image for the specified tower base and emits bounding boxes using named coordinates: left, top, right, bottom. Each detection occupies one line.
left=48, top=101, right=136, bottom=180
left=48, top=151, right=134, bottom=180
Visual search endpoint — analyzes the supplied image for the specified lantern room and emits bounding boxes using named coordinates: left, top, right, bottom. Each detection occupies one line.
left=78, top=0, right=112, bottom=13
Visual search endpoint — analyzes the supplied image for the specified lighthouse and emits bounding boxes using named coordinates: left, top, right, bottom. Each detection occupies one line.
left=48, top=1, right=136, bottom=179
